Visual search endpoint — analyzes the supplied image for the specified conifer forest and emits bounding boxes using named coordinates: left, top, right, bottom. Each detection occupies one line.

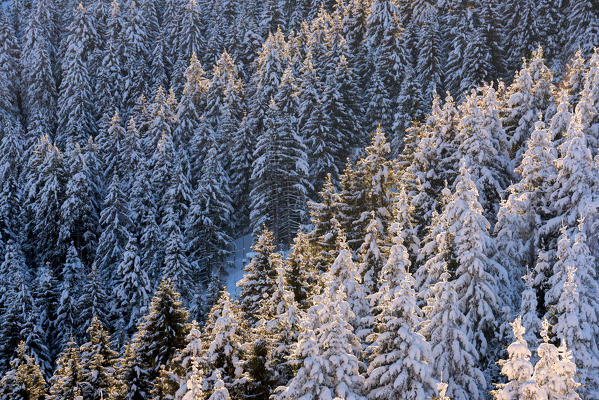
left=1, top=0, right=599, bottom=398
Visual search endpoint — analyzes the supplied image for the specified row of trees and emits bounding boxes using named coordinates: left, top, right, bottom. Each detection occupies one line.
left=0, top=216, right=585, bottom=400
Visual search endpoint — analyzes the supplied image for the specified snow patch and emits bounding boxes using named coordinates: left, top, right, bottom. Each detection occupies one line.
left=224, top=234, right=254, bottom=298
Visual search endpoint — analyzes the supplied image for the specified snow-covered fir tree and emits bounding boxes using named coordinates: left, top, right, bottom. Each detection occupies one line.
left=237, top=227, right=280, bottom=326
left=491, top=316, right=540, bottom=400
left=277, top=285, right=365, bottom=400
left=113, top=234, right=152, bottom=341
left=0, top=342, right=46, bottom=400
left=533, top=319, right=582, bottom=400
left=366, top=222, right=436, bottom=399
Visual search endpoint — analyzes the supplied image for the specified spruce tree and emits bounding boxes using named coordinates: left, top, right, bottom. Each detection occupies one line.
left=416, top=7, right=443, bottom=104
left=0, top=11, right=20, bottom=126
left=520, top=270, right=541, bottom=352
left=244, top=28, right=289, bottom=167
left=0, top=342, right=46, bottom=400
left=491, top=317, right=540, bottom=400
left=306, top=174, right=341, bottom=273
left=449, top=160, right=508, bottom=365
left=204, top=50, right=245, bottom=168
left=162, top=205, right=194, bottom=303
left=95, top=0, right=124, bottom=119
left=47, top=338, right=84, bottom=400
left=207, top=374, right=231, bottom=400
left=56, top=244, right=85, bottom=347
left=59, top=142, right=98, bottom=267
left=237, top=227, right=280, bottom=326
left=357, top=212, right=385, bottom=295
left=548, top=100, right=597, bottom=237
left=501, top=47, right=554, bottom=166
left=185, top=144, right=233, bottom=288
left=121, top=0, right=149, bottom=111
left=79, top=262, right=110, bottom=337
left=56, top=3, right=97, bottom=146
left=175, top=53, right=208, bottom=160
left=325, top=235, right=371, bottom=341
left=550, top=222, right=599, bottom=398
left=456, top=85, right=513, bottom=223
left=565, top=0, right=599, bottom=59
left=21, top=0, right=57, bottom=139
left=422, top=269, right=486, bottom=400
left=252, top=265, right=301, bottom=393
left=171, top=0, right=204, bottom=95
left=365, top=223, right=436, bottom=399
left=113, top=234, right=152, bottom=340
left=502, top=0, right=541, bottom=72
left=124, top=279, right=190, bottom=399
left=533, top=320, right=582, bottom=399
left=404, top=92, right=460, bottom=237
left=365, top=0, right=406, bottom=134
left=79, top=317, right=125, bottom=400
left=250, top=68, right=310, bottom=245
left=277, top=286, right=365, bottom=400
left=95, top=174, right=131, bottom=286
left=171, top=322, right=204, bottom=399
left=494, top=117, right=557, bottom=306
left=340, top=127, right=398, bottom=251
left=283, top=231, right=315, bottom=309
left=201, top=290, right=247, bottom=397
left=24, top=136, right=66, bottom=269
left=33, top=263, right=60, bottom=362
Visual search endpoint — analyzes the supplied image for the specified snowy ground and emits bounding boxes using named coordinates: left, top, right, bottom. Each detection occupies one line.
left=224, top=234, right=254, bottom=298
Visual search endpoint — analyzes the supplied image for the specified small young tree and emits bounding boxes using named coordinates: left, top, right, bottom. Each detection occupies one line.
left=533, top=320, right=582, bottom=399
left=491, top=317, right=540, bottom=400
left=237, top=228, right=280, bottom=326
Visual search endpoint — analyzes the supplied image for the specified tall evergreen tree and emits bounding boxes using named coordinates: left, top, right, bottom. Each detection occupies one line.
left=56, top=3, right=97, bottom=146
left=565, top=0, right=599, bottom=60
left=24, top=136, right=66, bottom=269
left=494, top=117, right=557, bottom=306
left=113, top=234, right=152, bottom=340
left=185, top=144, right=233, bottom=288
left=79, top=262, right=110, bottom=336
left=502, top=0, right=541, bottom=73
left=446, top=160, right=508, bottom=368
left=79, top=317, right=125, bottom=400
left=21, top=0, right=57, bottom=140
left=277, top=286, right=365, bottom=400
left=339, top=127, right=398, bottom=251
left=123, top=279, right=190, bottom=400
left=365, top=223, right=436, bottom=399
left=422, top=268, right=486, bottom=400
left=95, top=174, right=131, bottom=286
left=533, top=320, right=582, bottom=399
left=59, top=142, right=98, bottom=267
left=250, top=69, right=310, bottom=244
left=456, top=85, right=513, bottom=223
left=55, top=244, right=85, bottom=346
left=550, top=222, right=599, bottom=398
left=201, top=289, right=247, bottom=398
left=501, top=47, right=554, bottom=166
